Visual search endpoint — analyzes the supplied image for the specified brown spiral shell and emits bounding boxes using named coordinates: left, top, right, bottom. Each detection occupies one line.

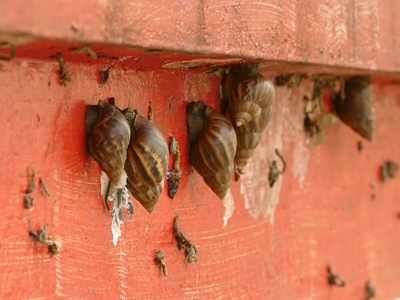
left=333, top=76, right=374, bottom=141
left=124, top=110, right=169, bottom=213
left=187, top=101, right=237, bottom=199
left=222, top=64, right=275, bottom=177
left=86, top=100, right=131, bottom=186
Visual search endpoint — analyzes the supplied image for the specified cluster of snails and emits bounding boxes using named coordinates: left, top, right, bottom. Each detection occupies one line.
left=187, top=64, right=276, bottom=199
left=188, top=70, right=375, bottom=199
left=86, top=64, right=276, bottom=215
left=86, top=65, right=374, bottom=225
left=86, top=98, right=169, bottom=217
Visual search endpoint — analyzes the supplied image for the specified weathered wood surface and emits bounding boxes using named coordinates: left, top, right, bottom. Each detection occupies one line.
left=0, top=0, right=400, bottom=72
left=0, top=53, right=400, bottom=299
left=0, top=0, right=400, bottom=299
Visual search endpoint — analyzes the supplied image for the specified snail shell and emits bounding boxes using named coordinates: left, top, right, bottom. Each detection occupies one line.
left=187, top=101, right=237, bottom=199
left=334, top=76, right=374, bottom=141
left=86, top=100, right=130, bottom=189
left=222, top=64, right=275, bottom=177
left=124, top=109, right=169, bottom=213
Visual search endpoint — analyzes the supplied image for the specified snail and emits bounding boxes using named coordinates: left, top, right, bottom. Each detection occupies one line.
left=222, top=64, right=275, bottom=178
left=187, top=101, right=237, bottom=199
left=123, top=108, right=169, bottom=213
left=86, top=98, right=130, bottom=208
left=333, top=76, right=374, bottom=141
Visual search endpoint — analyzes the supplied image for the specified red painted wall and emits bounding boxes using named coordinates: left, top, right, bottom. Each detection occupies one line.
left=0, top=1, right=400, bottom=299
left=0, top=48, right=399, bottom=299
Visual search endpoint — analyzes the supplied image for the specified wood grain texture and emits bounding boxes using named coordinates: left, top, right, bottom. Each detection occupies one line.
left=0, top=0, right=400, bottom=72
left=0, top=54, right=400, bottom=299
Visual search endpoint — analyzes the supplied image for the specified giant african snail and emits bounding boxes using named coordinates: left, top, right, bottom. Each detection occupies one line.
left=187, top=101, right=237, bottom=199
left=86, top=99, right=169, bottom=213
left=86, top=98, right=130, bottom=206
left=222, top=64, right=276, bottom=179
left=333, top=76, right=374, bottom=141
left=123, top=108, right=169, bottom=213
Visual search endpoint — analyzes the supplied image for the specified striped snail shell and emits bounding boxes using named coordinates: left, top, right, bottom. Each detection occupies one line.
left=123, top=109, right=169, bottom=213
left=187, top=101, right=237, bottom=199
left=222, top=64, right=275, bottom=178
left=86, top=99, right=130, bottom=191
left=333, top=76, right=374, bottom=141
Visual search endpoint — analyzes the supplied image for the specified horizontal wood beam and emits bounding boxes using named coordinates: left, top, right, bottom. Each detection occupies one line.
left=0, top=0, right=399, bottom=72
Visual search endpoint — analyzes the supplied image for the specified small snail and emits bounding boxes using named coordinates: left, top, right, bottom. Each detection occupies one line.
left=333, top=76, right=374, bottom=141
left=187, top=101, right=237, bottom=199
left=86, top=98, right=130, bottom=206
left=123, top=109, right=169, bottom=213
left=222, top=64, right=275, bottom=178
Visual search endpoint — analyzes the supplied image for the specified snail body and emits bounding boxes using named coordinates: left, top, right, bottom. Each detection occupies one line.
left=124, top=109, right=169, bottom=213
left=187, top=101, right=237, bottom=199
left=222, top=64, right=275, bottom=177
left=334, top=76, right=374, bottom=141
left=86, top=100, right=130, bottom=193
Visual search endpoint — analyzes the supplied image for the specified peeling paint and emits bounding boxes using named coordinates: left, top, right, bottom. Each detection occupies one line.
left=292, top=141, right=310, bottom=188
left=100, top=171, right=130, bottom=246
left=239, top=96, right=284, bottom=223
left=222, top=190, right=235, bottom=227
left=111, top=187, right=130, bottom=246
left=239, top=135, right=283, bottom=223
left=100, top=171, right=110, bottom=199
left=239, top=83, right=312, bottom=222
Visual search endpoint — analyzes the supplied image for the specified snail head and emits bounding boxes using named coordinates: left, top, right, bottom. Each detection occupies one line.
left=187, top=101, right=212, bottom=147
left=122, top=107, right=138, bottom=129
left=86, top=99, right=115, bottom=136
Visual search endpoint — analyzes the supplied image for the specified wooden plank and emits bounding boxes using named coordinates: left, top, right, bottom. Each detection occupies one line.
left=0, top=0, right=399, bottom=71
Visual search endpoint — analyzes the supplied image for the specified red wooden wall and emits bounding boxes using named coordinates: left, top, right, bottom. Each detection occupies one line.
left=0, top=1, right=400, bottom=299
